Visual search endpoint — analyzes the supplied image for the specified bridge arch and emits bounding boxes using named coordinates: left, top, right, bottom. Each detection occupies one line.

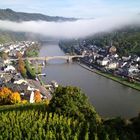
left=45, top=55, right=83, bottom=63
left=45, top=56, right=71, bottom=63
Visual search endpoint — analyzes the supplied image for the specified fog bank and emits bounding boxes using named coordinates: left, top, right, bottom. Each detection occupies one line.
left=0, top=15, right=140, bottom=39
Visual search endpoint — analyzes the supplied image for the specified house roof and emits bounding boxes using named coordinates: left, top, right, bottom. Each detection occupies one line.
left=27, top=79, right=52, bottom=100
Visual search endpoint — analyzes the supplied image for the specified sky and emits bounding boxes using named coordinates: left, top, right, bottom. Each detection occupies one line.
left=0, top=0, right=140, bottom=18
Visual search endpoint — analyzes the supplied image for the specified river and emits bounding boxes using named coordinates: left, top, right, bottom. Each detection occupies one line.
left=39, top=42, right=140, bottom=118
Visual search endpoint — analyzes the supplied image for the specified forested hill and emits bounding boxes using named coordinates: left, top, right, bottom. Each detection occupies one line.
left=0, top=9, right=76, bottom=43
left=0, top=8, right=76, bottom=22
left=86, top=26, right=140, bottom=56
left=0, top=31, right=28, bottom=43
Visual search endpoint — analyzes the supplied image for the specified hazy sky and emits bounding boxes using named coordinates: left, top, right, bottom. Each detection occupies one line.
left=0, top=0, right=140, bottom=18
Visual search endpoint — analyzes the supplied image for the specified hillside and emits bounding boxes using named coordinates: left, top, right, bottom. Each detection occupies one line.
left=0, top=9, right=77, bottom=43
left=85, top=26, right=140, bottom=56
left=0, top=86, right=140, bottom=140
left=0, top=8, right=76, bottom=22
left=0, top=30, right=28, bottom=43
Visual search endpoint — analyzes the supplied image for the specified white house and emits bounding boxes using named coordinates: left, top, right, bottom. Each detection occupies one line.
left=4, top=65, right=15, bottom=72
left=135, top=57, right=140, bottom=62
left=29, top=91, right=35, bottom=103
left=9, top=45, right=14, bottom=50
left=0, top=44, right=3, bottom=47
left=27, top=86, right=35, bottom=91
left=122, top=56, right=131, bottom=61
left=128, top=65, right=139, bottom=74
left=114, top=54, right=119, bottom=58
left=14, top=79, right=28, bottom=85
left=106, top=62, right=119, bottom=69
left=3, top=59, right=11, bottom=65
left=0, top=47, right=4, bottom=51
left=51, top=81, right=59, bottom=88
left=4, top=49, right=10, bottom=53
left=97, top=57, right=110, bottom=66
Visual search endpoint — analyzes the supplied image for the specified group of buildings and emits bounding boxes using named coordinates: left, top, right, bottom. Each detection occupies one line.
left=73, top=40, right=140, bottom=81
left=0, top=41, right=54, bottom=103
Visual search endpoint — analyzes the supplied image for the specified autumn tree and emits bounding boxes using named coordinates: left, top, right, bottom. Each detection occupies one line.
left=18, top=65, right=27, bottom=78
left=34, top=90, right=42, bottom=103
left=0, top=87, right=12, bottom=105
left=10, top=92, right=21, bottom=104
left=18, top=58, right=25, bottom=67
left=0, top=87, right=21, bottom=105
left=17, top=58, right=27, bottom=78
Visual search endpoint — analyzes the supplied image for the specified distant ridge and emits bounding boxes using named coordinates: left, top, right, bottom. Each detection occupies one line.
left=0, top=8, right=77, bottom=22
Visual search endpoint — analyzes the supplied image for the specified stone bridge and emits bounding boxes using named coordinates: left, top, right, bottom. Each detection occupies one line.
left=10, top=55, right=84, bottom=63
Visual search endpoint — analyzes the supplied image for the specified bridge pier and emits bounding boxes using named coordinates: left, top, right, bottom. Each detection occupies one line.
left=44, top=60, right=47, bottom=65
left=44, top=57, right=48, bottom=65
left=67, top=57, right=72, bottom=63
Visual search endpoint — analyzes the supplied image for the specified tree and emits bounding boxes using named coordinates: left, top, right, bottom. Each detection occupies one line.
left=18, top=65, right=27, bottom=78
left=17, top=58, right=27, bottom=78
left=25, top=60, right=36, bottom=79
left=34, top=90, right=42, bottom=103
left=18, top=58, right=25, bottom=67
left=10, top=92, right=21, bottom=104
left=49, top=86, right=100, bottom=123
left=0, top=87, right=12, bottom=105
left=0, top=87, right=21, bottom=105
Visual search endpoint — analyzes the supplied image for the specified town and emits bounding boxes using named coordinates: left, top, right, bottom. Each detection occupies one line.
left=59, top=40, right=140, bottom=89
left=0, top=41, right=58, bottom=104
left=1, top=39, right=140, bottom=105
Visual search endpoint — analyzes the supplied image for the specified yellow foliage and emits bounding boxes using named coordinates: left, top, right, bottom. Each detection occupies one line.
left=0, top=87, right=12, bottom=96
left=44, top=99, right=50, bottom=106
left=17, top=58, right=27, bottom=77
left=34, top=90, right=42, bottom=103
left=21, top=100, right=28, bottom=104
left=10, top=92, right=21, bottom=104
left=0, top=87, right=23, bottom=105
left=0, top=87, right=12, bottom=104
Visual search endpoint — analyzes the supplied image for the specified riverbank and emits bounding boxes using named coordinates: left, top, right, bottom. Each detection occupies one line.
left=78, top=62, right=140, bottom=91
